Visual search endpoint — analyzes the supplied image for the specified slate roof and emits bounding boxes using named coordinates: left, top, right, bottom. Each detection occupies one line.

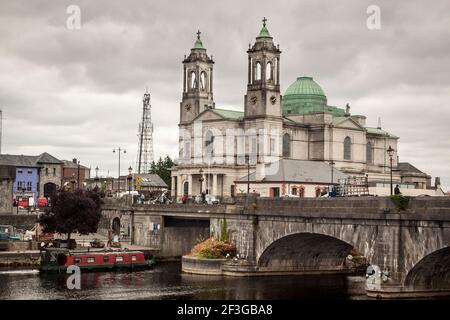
left=398, top=162, right=426, bottom=175
left=133, top=174, right=168, bottom=188
left=0, top=153, right=62, bottom=167
left=237, top=159, right=348, bottom=183
left=61, top=160, right=89, bottom=169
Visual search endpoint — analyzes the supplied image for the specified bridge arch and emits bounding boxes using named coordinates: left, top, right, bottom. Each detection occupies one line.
left=257, top=232, right=358, bottom=272
left=404, top=246, right=450, bottom=289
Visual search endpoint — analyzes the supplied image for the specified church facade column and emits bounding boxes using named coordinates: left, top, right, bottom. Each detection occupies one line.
left=188, top=174, right=193, bottom=196
left=212, top=173, right=218, bottom=196
left=171, top=176, right=177, bottom=199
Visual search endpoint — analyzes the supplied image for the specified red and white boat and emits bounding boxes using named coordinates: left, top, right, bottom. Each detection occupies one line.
left=39, top=248, right=154, bottom=273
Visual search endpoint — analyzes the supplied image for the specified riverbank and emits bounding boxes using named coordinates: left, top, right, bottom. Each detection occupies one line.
left=0, top=251, right=40, bottom=267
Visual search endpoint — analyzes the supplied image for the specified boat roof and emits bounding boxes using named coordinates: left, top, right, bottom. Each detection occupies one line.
left=42, top=248, right=144, bottom=255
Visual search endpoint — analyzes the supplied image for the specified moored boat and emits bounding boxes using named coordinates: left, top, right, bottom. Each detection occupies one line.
left=39, top=248, right=154, bottom=273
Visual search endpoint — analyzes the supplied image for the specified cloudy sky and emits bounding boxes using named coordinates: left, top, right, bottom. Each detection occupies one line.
left=0, top=0, right=449, bottom=191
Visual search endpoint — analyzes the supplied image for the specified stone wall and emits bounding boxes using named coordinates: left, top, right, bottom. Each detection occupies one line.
left=0, top=214, right=37, bottom=230
left=0, top=179, right=13, bottom=214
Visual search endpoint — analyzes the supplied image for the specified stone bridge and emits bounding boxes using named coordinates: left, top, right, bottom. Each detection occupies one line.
left=101, top=196, right=450, bottom=296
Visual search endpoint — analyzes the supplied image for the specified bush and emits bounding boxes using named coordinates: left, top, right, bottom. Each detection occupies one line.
left=390, top=195, right=410, bottom=211
left=190, top=238, right=236, bottom=259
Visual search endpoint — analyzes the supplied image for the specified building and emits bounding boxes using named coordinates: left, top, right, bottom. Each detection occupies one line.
left=235, top=159, right=348, bottom=197
left=168, top=20, right=442, bottom=199
left=61, top=159, right=90, bottom=190
left=0, top=152, right=65, bottom=202
left=0, top=165, right=15, bottom=214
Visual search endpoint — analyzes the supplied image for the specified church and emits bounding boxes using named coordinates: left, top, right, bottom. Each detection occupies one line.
left=170, top=19, right=442, bottom=200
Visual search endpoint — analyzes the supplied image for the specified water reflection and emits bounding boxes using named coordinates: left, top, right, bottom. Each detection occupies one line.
left=0, top=263, right=364, bottom=300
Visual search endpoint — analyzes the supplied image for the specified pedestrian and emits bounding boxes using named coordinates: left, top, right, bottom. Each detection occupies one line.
left=182, top=194, right=188, bottom=204
left=394, top=184, right=401, bottom=195
left=201, top=191, right=206, bottom=204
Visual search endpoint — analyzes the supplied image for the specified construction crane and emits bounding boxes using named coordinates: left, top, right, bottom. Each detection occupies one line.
left=136, top=90, right=154, bottom=174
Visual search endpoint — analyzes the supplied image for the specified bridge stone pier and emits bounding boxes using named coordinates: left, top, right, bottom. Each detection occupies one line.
left=101, top=196, right=450, bottom=298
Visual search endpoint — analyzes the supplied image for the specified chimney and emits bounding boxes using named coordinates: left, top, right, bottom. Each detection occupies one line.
left=72, top=158, right=77, bottom=164
left=435, top=177, right=441, bottom=188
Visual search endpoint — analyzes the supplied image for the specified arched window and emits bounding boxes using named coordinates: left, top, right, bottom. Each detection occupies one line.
left=190, top=71, right=196, bottom=89
left=255, top=62, right=262, bottom=81
left=366, top=142, right=373, bottom=164
left=183, top=181, right=189, bottom=195
left=344, top=136, right=351, bottom=160
left=266, top=61, right=273, bottom=80
left=200, top=71, right=207, bottom=91
left=204, top=130, right=214, bottom=159
left=282, top=133, right=291, bottom=158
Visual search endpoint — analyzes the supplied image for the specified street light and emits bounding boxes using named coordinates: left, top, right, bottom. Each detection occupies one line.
left=387, top=145, right=395, bottom=196
left=330, top=160, right=335, bottom=195
left=113, top=148, right=126, bottom=192
left=198, top=168, right=204, bottom=195
left=94, top=166, right=99, bottom=189
left=127, top=166, right=133, bottom=195
left=245, top=155, right=250, bottom=194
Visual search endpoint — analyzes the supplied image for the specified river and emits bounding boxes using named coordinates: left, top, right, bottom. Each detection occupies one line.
left=0, top=262, right=367, bottom=300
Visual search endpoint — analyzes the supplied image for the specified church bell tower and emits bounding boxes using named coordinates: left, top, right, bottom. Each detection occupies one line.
left=244, top=18, right=282, bottom=119
left=180, top=31, right=215, bottom=124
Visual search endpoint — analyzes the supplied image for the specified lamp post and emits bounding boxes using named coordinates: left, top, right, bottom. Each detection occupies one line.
left=245, top=155, right=250, bottom=194
left=127, top=166, right=133, bottom=195
left=330, top=160, right=335, bottom=194
left=77, top=160, right=81, bottom=190
left=198, top=168, right=204, bottom=195
left=94, top=166, right=99, bottom=189
left=113, top=148, right=126, bottom=192
left=387, top=145, right=395, bottom=196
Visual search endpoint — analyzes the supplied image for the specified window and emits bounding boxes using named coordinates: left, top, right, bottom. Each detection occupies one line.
left=131, top=255, right=137, bottom=262
left=366, top=142, right=373, bottom=164
left=292, top=187, right=297, bottom=196
left=190, top=71, right=196, bottom=89
left=74, top=258, right=82, bottom=264
left=53, top=168, right=56, bottom=176
left=87, top=257, right=95, bottom=263
left=28, top=170, right=33, bottom=175
left=299, top=187, right=305, bottom=198
left=204, top=130, right=214, bottom=159
left=18, top=169, right=23, bottom=174
left=230, top=185, right=235, bottom=198
left=255, top=62, right=262, bottom=81
left=116, top=256, right=123, bottom=262
left=183, top=181, right=189, bottom=195
left=200, top=71, right=207, bottom=91
left=266, top=61, right=273, bottom=80
left=344, top=137, right=351, bottom=160
left=103, top=256, right=110, bottom=263
left=45, top=168, right=49, bottom=176
left=282, top=133, right=291, bottom=158
left=270, top=187, right=280, bottom=197
left=27, top=182, right=32, bottom=191
left=17, top=181, right=23, bottom=189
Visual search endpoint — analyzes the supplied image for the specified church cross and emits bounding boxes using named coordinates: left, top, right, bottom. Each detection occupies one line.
left=197, top=30, right=201, bottom=40
left=262, top=17, right=267, bottom=27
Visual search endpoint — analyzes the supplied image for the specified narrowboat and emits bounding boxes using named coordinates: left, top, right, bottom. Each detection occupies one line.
left=39, top=248, right=155, bottom=273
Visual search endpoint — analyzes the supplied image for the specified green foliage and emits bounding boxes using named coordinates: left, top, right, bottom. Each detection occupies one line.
left=390, top=195, right=410, bottom=211
left=39, top=189, right=104, bottom=240
left=149, top=155, right=174, bottom=189
left=220, top=218, right=228, bottom=242
left=190, top=238, right=236, bottom=259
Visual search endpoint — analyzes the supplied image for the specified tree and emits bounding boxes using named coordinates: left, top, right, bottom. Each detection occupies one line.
left=39, top=189, right=103, bottom=241
left=149, top=155, right=174, bottom=189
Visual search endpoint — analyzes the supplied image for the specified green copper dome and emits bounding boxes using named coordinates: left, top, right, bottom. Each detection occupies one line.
left=257, top=17, right=272, bottom=38
left=285, top=77, right=325, bottom=96
left=282, top=76, right=330, bottom=116
left=192, top=30, right=205, bottom=49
